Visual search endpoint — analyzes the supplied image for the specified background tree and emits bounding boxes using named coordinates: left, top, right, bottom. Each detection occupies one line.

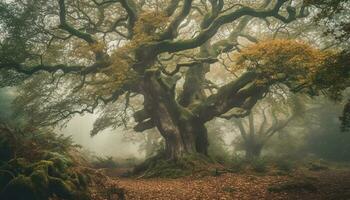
left=227, top=91, right=302, bottom=159
left=303, top=95, right=350, bottom=161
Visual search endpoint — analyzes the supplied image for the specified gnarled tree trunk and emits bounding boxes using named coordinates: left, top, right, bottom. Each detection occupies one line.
left=140, top=69, right=208, bottom=160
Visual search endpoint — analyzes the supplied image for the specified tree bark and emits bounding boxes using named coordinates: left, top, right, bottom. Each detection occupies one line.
left=140, top=69, right=208, bottom=160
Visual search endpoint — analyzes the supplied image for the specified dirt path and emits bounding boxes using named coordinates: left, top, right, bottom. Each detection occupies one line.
left=114, top=169, right=350, bottom=200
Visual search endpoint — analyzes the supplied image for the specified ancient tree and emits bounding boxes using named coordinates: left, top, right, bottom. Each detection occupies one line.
left=0, top=0, right=347, bottom=160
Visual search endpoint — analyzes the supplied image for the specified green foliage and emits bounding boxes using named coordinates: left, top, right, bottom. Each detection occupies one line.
left=0, top=124, right=92, bottom=200
left=250, top=157, right=268, bottom=173
left=229, top=154, right=246, bottom=172
left=0, top=124, right=77, bottom=162
left=0, top=0, right=45, bottom=66
left=313, top=51, right=350, bottom=100
left=274, top=159, right=294, bottom=172
left=1, top=175, right=38, bottom=200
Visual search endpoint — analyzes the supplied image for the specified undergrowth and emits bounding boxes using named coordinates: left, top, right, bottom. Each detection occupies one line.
left=0, top=123, right=123, bottom=200
left=133, top=152, right=222, bottom=178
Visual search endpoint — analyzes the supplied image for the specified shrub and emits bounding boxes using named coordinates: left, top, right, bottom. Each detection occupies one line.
left=275, top=159, right=294, bottom=172
left=0, top=123, right=120, bottom=200
left=229, top=154, right=246, bottom=172
left=251, top=158, right=267, bottom=173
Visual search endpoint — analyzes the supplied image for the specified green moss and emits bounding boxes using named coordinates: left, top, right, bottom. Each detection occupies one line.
left=0, top=125, right=93, bottom=200
left=251, top=158, right=267, bottom=173
left=42, top=151, right=72, bottom=172
left=0, top=175, right=38, bottom=200
left=48, top=177, right=74, bottom=200
left=30, top=170, right=49, bottom=187
left=0, top=170, right=13, bottom=191
left=77, top=173, right=88, bottom=188
left=229, top=155, right=246, bottom=172
left=30, top=170, right=51, bottom=199
left=134, top=153, right=213, bottom=178
left=0, top=139, right=14, bottom=162
left=7, top=158, right=29, bottom=175
left=30, top=160, right=54, bottom=173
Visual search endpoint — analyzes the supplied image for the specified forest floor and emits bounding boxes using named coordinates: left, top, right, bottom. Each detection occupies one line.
left=108, top=168, right=350, bottom=200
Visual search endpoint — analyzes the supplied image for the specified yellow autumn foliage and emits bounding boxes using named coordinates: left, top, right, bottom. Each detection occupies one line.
left=233, top=39, right=333, bottom=86
left=71, top=40, right=106, bottom=60
left=132, top=11, right=168, bottom=45
left=69, top=11, right=169, bottom=92
left=95, top=11, right=168, bottom=90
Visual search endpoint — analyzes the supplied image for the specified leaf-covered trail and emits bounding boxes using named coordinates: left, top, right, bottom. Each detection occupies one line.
left=114, top=170, right=350, bottom=200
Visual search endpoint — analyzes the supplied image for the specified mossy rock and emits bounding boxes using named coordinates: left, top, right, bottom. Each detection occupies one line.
left=48, top=177, right=75, bottom=199
left=7, top=158, right=29, bottom=175
left=0, top=170, right=14, bottom=191
left=29, top=160, right=54, bottom=174
left=0, top=140, right=14, bottom=162
left=30, top=170, right=49, bottom=188
left=48, top=177, right=90, bottom=200
left=0, top=175, right=38, bottom=200
left=43, top=151, right=72, bottom=171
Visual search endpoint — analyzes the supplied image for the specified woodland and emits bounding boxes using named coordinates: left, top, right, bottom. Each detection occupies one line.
left=0, top=0, right=349, bottom=199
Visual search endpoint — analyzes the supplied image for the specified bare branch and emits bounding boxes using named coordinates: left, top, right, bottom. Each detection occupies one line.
left=159, top=0, right=193, bottom=40
left=58, top=0, right=96, bottom=44
left=162, top=57, right=218, bottom=76
left=119, top=0, right=139, bottom=36
left=156, top=0, right=295, bottom=53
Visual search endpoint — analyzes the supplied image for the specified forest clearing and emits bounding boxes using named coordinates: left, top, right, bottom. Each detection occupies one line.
left=115, top=169, right=350, bottom=200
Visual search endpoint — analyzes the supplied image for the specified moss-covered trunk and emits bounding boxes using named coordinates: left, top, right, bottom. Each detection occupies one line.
left=141, top=69, right=208, bottom=160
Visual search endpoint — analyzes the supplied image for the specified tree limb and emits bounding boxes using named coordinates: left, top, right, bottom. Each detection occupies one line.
left=58, top=0, right=96, bottom=44
left=159, top=0, right=193, bottom=40
left=192, top=71, right=267, bottom=122
left=156, top=0, right=294, bottom=53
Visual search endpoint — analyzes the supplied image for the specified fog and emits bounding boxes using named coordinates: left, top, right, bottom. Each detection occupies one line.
left=0, top=87, right=143, bottom=159
left=58, top=114, right=143, bottom=158
left=1, top=86, right=349, bottom=162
